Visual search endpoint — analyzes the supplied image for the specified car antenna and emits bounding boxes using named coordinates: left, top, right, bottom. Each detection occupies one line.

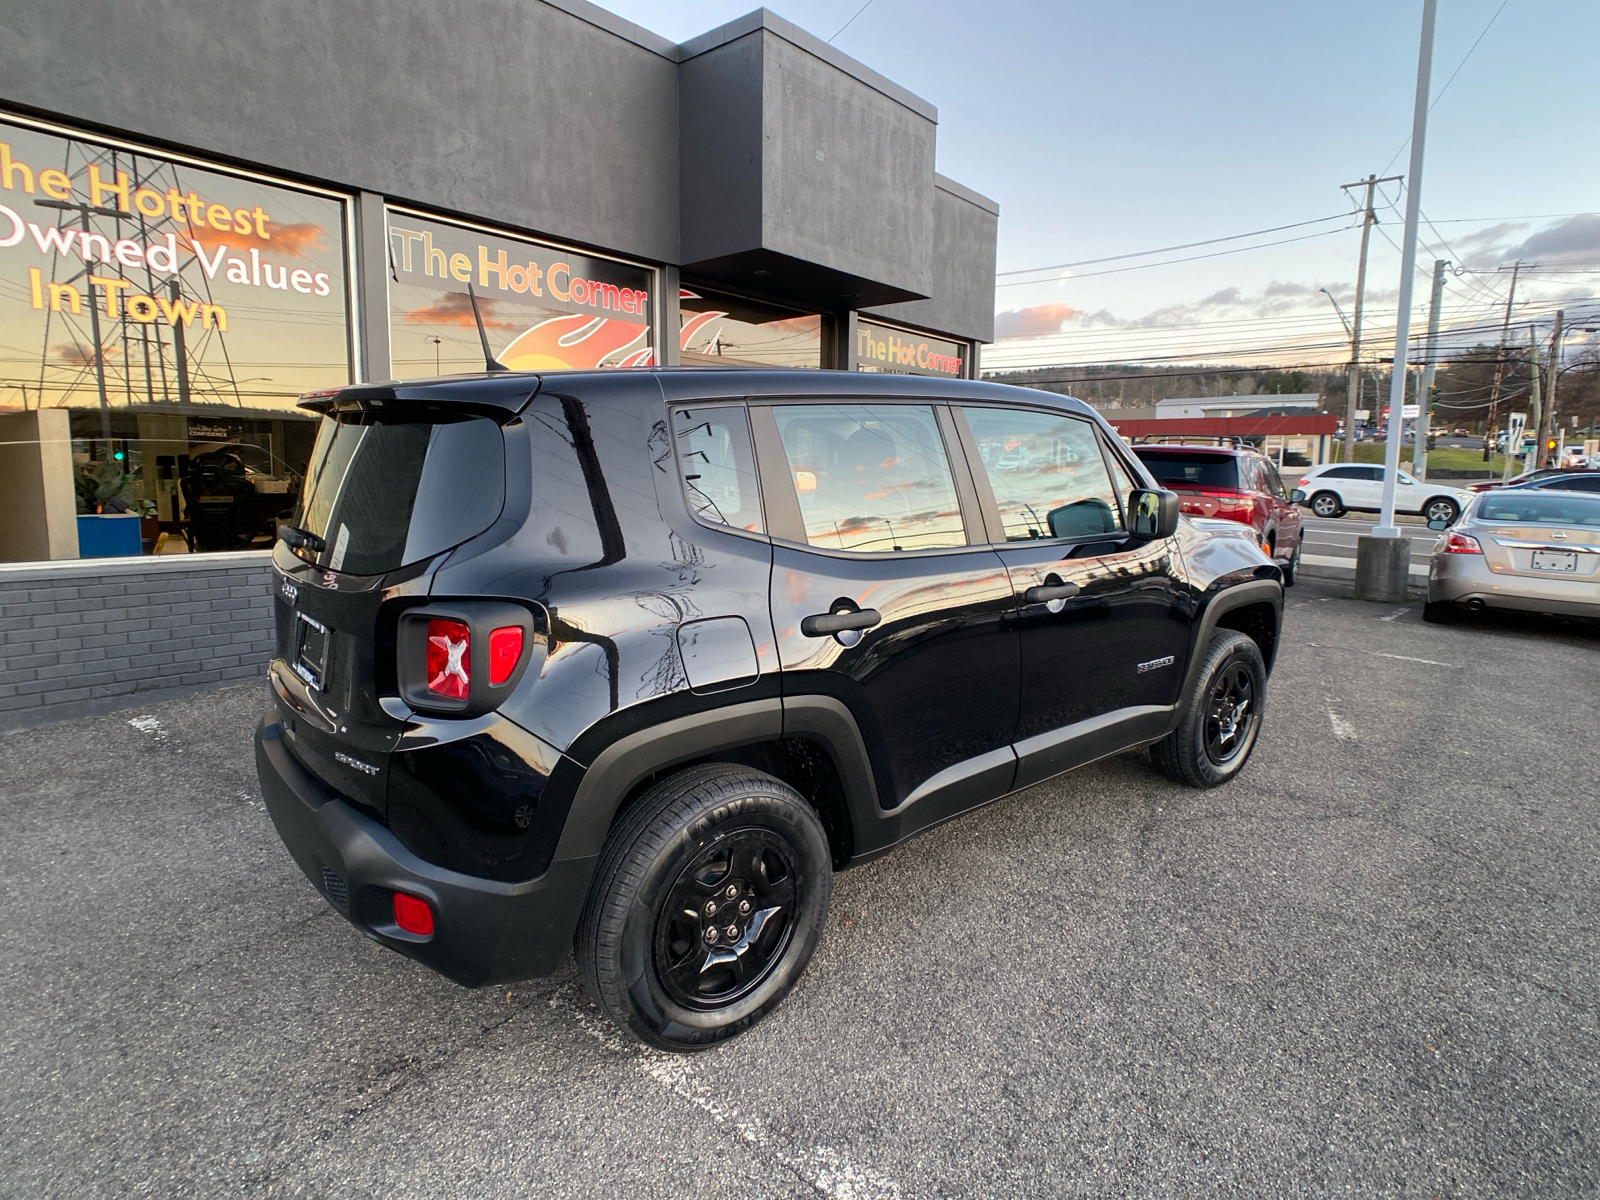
left=466, top=283, right=509, bottom=373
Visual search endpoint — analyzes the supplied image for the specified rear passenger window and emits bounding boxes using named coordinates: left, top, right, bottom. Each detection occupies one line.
left=770, top=404, right=965, bottom=552
left=672, top=405, right=764, bottom=534
left=961, top=406, right=1122, bottom=541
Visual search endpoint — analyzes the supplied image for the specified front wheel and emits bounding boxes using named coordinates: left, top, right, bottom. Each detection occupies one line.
left=1151, top=631, right=1267, bottom=788
left=1310, top=491, right=1343, bottom=518
left=1423, top=497, right=1460, bottom=525
left=1282, top=536, right=1302, bottom=587
left=576, top=764, right=832, bottom=1052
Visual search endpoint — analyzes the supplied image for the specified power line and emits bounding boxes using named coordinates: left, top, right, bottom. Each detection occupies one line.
left=827, top=0, right=875, bottom=43
left=995, top=212, right=1354, bottom=279
left=995, top=225, right=1357, bottom=289
left=1379, top=0, right=1511, bottom=177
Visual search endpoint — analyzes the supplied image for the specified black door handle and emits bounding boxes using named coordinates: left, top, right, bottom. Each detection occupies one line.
left=1024, top=582, right=1080, bottom=604
left=801, top=608, right=882, bottom=637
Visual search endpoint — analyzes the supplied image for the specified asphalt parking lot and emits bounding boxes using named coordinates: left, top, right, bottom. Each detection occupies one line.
left=3, top=577, right=1598, bottom=1198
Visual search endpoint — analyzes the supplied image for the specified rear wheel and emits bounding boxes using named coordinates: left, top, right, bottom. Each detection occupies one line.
left=576, top=764, right=832, bottom=1052
left=1151, top=631, right=1266, bottom=788
left=1310, top=491, right=1343, bottom=518
left=1282, top=536, right=1301, bottom=587
left=1423, top=497, right=1460, bottom=525
left=1422, top=599, right=1458, bottom=624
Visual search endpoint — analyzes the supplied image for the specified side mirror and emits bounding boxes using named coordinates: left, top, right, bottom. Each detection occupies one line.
left=1426, top=517, right=1449, bottom=530
left=1129, top=488, right=1179, bottom=539
left=1289, top=488, right=1307, bottom=503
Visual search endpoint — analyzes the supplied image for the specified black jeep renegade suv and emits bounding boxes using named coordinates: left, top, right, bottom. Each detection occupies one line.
left=255, top=368, right=1281, bottom=1051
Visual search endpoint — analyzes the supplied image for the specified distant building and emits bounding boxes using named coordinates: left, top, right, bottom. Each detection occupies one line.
left=1155, top=394, right=1321, bottom=420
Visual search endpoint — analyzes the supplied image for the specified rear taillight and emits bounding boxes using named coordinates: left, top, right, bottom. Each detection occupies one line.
left=425, top=618, right=471, bottom=699
left=1442, top=531, right=1482, bottom=554
left=392, top=892, right=434, bottom=936
left=1297, top=478, right=1310, bottom=488
left=1176, top=486, right=1257, bottom=522
left=488, top=626, right=524, bottom=686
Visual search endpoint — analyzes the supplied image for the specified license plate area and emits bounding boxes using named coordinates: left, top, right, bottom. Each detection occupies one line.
left=1531, top=550, right=1578, bottom=573
left=294, top=612, right=330, bottom=690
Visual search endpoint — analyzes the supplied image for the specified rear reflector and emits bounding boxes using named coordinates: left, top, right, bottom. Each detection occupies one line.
left=393, top=892, right=434, bottom=936
left=425, top=618, right=471, bottom=699
left=488, top=625, right=524, bottom=686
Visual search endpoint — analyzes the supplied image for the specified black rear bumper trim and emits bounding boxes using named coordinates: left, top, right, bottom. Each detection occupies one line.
left=254, top=713, right=595, bottom=987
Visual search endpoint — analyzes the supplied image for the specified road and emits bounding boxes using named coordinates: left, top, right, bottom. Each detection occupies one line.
left=3, top=579, right=1598, bottom=1197
left=1298, top=513, right=1441, bottom=580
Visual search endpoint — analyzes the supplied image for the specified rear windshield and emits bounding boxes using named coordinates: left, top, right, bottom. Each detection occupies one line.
left=1133, top=450, right=1239, bottom=490
left=291, top=411, right=505, bottom=575
left=1475, top=492, right=1600, bottom=526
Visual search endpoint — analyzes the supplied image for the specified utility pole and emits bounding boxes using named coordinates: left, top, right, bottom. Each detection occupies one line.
left=1513, top=322, right=1540, bottom=481
left=1538, top=310, right=1563, bottom=468
left=1410, top=258, right=1448, bottom=482
left=1482, top=260, right=1522, bottom=460
left=1358, top=0, right=1436, bottom=608
left=1339, top=173, right=1402, bottom=463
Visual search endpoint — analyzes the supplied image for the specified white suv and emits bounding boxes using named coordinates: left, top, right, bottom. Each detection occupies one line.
left=1294, top=464, right=1475, bottom=524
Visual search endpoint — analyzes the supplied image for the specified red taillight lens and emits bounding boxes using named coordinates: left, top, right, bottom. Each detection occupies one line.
left=425, top=618, right=471, bottom=699
left=488, top=626, right=524, bottom=686
left=1443, top=531, right=1482, bottom=554
left=393, top=892, right=434, bottom=936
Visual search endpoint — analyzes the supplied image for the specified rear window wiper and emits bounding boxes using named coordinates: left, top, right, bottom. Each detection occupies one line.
left=278, top=524, right=326, bottom=554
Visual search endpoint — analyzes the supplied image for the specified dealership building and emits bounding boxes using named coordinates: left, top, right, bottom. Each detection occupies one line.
left=0, top=0, right=999, bottom=727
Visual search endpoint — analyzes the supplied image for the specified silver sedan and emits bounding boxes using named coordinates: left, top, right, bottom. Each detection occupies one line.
left=1424, top=489, right=1600, bottom=623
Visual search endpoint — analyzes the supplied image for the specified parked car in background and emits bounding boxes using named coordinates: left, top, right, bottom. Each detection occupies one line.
left=1424, top=489, right=1600, bottom=623
left=1504, top=472, right=1600, bottom=494
left=1132, top=444, right=1303, bottom=584
left=1293, top=464, right=1474, bottom=524
left=1468, top=466, right=1600, bottom=493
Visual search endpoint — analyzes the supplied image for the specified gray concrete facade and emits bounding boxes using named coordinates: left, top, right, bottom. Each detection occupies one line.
left=2, top=2, right=994, bottom=331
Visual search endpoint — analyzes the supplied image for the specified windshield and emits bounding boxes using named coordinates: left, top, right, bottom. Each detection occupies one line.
left=292, top=410, right=505, bottom=575
left=1474, top=492, right=1600, bottom=527
left=1132, top=450, right=1238, bottom=489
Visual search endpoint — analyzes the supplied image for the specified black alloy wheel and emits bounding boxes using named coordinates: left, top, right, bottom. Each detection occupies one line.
left=1202, top=660, right=1258, bottom=770
left=1310, top=491, right=1342, bottom=518
left=1151, top=630, right=1267, bottom=788
left=656, top=828, right=798, bottom=1009
left=577, top=763, right=832, bottom=1052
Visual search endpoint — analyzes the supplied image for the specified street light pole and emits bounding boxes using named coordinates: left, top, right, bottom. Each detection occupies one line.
left=1410, top=259, right=1449, bottom=482
left=1355, top=0, right=1436, bottom=601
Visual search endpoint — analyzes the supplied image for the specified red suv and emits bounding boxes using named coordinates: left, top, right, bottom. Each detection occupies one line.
left=1132, top=444, right=1304, bottom=584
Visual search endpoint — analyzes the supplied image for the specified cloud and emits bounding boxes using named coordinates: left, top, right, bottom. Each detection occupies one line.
left=403, top=291, right=518, bottom=329
left=994, top=303, right=1077, bottom=339
left=1507, top=213, right=1600, bottom=263
left=54, top=343, right=121, bottom=365
left=181, top=221, right=328, bottom=262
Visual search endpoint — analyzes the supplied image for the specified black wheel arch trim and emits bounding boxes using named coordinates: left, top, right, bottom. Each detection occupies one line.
left=1176, top=579, right=1283, bottom=707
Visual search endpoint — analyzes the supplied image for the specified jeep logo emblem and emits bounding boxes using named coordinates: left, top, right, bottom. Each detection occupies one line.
left=1137, top=655, right=1176, bottom=673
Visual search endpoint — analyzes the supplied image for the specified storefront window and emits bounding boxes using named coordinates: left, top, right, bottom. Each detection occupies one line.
left=386, top=209, right=653, bottom=376
left=679, top=287, right=822, bottom=368
left=0, top=113, right=352, bottom=562
left=855, top=319, right=967, bottom=379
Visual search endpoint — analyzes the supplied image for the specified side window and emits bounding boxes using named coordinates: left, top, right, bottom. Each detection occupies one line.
left=1361, top=466, right=1386, bottom=481
left=672, top=404, right=764, bottom=534
left=1260, top=460, right=1287, bottom=498
left=770, top=403, right=965, bottom=552
left=1236, top=457, right=1260, bottom=492
left=961, top=406, right=1123, bottom=541
left=1100, top=436, right=1144, bottom=524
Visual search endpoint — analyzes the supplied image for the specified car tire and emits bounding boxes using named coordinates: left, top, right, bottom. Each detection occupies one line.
left=1282, top=536, right=1301, bottom=587
left=1150, top=631, right=1266, bottom=789
left=1422, top=600, right=1458, bottom=624
left=1310, top=491, right=1343, bottom=518
left=576, top=763, right=832, bottom=1053
left=1423, top=497, right=1460, bottom=525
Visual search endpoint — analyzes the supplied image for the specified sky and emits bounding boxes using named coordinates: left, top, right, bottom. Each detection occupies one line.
left=602, top=0, right=1600, bottom=373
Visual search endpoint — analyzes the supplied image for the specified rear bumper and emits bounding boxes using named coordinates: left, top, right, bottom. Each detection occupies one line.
left=254, top=714, right=595, bottom=987
left=1428, top=554, right=1600, bottom=618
